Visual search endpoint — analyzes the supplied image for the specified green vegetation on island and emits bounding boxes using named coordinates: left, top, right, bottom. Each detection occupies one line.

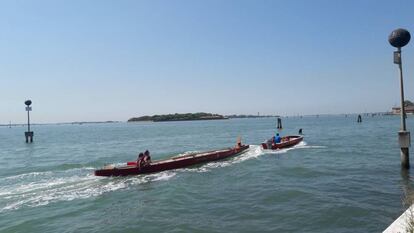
left=405, top=100, right=414, bottom=107
left=128, top=113, right=228, bottom=122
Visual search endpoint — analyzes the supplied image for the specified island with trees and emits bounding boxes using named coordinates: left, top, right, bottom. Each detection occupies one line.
left=128, top=113, right=228, bottom=122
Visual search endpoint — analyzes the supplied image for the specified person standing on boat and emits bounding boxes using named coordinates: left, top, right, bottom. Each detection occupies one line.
left=275, top=133, right=281, bottom=143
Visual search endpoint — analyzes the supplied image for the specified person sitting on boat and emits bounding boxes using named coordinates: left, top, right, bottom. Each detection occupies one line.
left=143, top=150, right=152, bottom=165
left=267, top=136, right=275, bottom=148
left=282, top=137, right=289, bottom=142
left=275, top=133, right=281, bottom=143
left=137, top=152, right=144, bottom=161
left=137, top=152, right=145, bottom=168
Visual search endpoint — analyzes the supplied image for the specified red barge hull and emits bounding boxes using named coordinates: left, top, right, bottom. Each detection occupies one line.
left=261, top=135, right=303, bottom=150
left=95, top=145, right=249, bottom=177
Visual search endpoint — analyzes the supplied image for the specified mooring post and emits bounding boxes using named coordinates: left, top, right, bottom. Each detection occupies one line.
left=277, top=117, right=282, bottom=129
left=24, top=100, right=34, bottom=143
left=357, top=114, right=362, bottom=123
left=389, top=28, right=411, bottom=169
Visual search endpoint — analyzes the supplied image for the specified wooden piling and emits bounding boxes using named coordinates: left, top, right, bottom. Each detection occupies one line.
left=277, top=117, right=282, bottom=129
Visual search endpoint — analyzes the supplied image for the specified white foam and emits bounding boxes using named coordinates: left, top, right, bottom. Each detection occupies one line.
left=175, top=145, right=264, bottom=173
left=260, top=141, right=324, bottom=154
left=0, top=167, right=176, bottom=213
left=3, top=171, right=54, bottom=181
left=148, top=171, right=176, bottom=181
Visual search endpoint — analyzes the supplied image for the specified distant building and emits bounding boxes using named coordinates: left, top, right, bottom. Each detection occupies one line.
left=392, top=101, right=414, bottom=114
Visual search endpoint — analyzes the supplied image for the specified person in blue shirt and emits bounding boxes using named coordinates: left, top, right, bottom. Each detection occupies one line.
left=275, top=133, right=282, bottom=143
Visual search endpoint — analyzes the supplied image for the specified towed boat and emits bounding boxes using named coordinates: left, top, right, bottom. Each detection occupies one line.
left=261, top=135, right=303, bottom=150
left=95, top=143, right=249, bottom=177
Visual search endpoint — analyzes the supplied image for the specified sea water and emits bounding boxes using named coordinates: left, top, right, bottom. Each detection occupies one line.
left=0, top=116, right=412, bottom=232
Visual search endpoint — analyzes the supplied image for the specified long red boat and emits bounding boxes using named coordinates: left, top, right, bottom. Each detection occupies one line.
left=261, top=135, right=303, bottom=150
left=95, top=144, right=249, bottom=177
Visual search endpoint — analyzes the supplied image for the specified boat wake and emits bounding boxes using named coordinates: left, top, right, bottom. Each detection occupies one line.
left=261, top=141, right=325, bottom=154
left=177, top=141, right=316, bottom=172
left=178, top=145, right=264, bottom=173
left=0, top=167, right=176, bottom=213
left=0, top=142, right=320, bottom=213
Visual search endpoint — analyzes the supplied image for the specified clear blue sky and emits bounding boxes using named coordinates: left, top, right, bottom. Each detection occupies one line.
left=1, top=0, right=413, bottom=123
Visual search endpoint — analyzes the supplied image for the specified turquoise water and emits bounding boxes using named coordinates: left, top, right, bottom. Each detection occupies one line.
left=0, top=116, right=412, bottom=232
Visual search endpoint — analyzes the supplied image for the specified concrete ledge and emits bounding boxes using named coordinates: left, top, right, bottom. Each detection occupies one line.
left=384, top=205, right=414, bottom=233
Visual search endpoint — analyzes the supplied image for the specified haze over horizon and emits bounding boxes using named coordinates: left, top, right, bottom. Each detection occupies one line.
left=1, top=0, right=414, bottom=124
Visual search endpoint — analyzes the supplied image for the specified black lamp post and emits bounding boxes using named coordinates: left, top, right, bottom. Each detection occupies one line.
left=24, top=100, right=33, bottom=143
left=389, top=28, right=411, bottom=169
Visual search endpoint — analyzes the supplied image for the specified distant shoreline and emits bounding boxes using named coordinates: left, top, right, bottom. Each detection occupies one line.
left=0, top=121, right=120, bottom=127
left=226, top=114, right=279, bottom=119
left=128, top=113, right=227, bottom=122
left=0, top=112, right=396, bottom=126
